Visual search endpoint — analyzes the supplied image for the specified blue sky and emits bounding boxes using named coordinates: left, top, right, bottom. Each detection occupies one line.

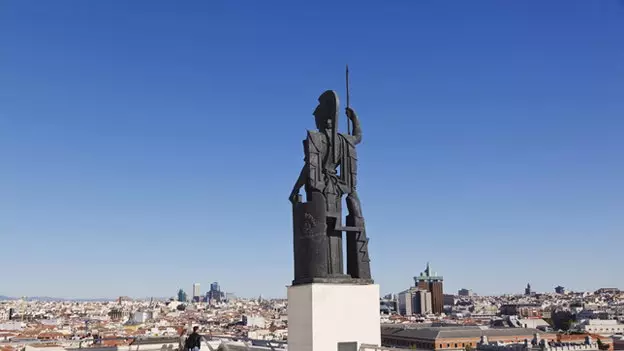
left=1, top=1, right=623, bottom=299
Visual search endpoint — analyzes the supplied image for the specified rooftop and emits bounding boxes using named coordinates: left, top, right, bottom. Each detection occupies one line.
left=414, top=262, right=444, bottom=282
left=382, top=326, right=554, bottom=341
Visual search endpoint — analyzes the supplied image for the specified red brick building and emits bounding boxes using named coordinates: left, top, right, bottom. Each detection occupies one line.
left=414, top=263, right=444, bottom=315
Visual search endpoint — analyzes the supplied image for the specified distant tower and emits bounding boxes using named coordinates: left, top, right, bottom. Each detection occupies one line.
left=19, top=296, right=26, bottom=321
left=525, top=283, right=532, bottom=295
left=458, top=289, right=474, bottom=297
left=209, top=282, right=222, bottom=302
left=193, top=283, right=201, bottom=300
left=555, top=286, right=565, bottom=294
left=413, top=262, right=444, bottom=314
left=177, top=289, right=188, bottom=302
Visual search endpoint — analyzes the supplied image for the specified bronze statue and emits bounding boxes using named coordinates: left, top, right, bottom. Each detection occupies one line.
left=289, top=87, right=372, bottom=285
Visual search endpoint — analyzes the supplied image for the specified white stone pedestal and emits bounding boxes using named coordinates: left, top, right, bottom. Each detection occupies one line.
left=287, top=283, right=381, bottom=351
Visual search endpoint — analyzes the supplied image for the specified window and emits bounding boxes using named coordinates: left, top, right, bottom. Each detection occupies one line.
left=455, top=344, right=458, bottom=348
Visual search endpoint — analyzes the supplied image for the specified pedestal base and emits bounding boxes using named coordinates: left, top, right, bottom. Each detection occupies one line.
left=287, top=283, right=381, bottom=351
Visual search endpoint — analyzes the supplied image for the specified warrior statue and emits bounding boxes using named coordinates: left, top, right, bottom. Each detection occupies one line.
left=289, top=89, right=372, bottom=285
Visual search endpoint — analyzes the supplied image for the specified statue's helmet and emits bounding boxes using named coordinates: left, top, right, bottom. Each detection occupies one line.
left=314, top=90, right=339, bottom=131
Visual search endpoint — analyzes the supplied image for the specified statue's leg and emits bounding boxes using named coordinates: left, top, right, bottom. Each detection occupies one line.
left=327, top=216, right=343, bottom=276
left=346, top=191, right=371, bottom=280
left=346, top=189, right=362, bottom=217
left=325, top=183, right=344, bottom=277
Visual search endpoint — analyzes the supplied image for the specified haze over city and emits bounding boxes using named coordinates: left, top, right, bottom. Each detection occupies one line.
left=2, top=0, right=623, bottom=299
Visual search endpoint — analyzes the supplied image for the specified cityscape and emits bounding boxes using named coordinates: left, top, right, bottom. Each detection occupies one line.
left=1, top=264, right=623, bottom=350
left=3, top=1, right=623, bottom=351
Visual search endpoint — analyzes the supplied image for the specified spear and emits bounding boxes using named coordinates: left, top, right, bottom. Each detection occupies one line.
left=346, top=64, right=351, bottom=135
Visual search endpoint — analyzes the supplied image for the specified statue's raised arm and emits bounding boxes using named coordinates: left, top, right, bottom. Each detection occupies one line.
left=345, top=107, right=362, bottom=145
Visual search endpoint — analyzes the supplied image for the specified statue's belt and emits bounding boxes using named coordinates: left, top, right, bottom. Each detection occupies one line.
left=322, top=169, right=350, bottom=193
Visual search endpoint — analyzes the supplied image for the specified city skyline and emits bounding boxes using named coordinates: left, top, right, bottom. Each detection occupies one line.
left=2, top=280, right=621, bottom=350
left=1, top=275, right=620, bottom=301
left=2, top=1, right=623, bottom=298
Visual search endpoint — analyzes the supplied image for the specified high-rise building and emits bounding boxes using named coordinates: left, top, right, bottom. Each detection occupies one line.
left=208, top=281, right=223, bottom=302
left=525, top=283, right=532, bottom=296
left=193, top=283, right=201, bottom=298
left=458, top=288, right=474, bottom=297
left=398, top=289, right=414, bottom=316
left=415, top=290, right=432, bottom=315
left=555, top=286, right=565, bottom=294
left=413, top=262, right=444, bottom=314
left=398, top=288, right=432, bottom=315
left=177, top=289, right=187, bottom=302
